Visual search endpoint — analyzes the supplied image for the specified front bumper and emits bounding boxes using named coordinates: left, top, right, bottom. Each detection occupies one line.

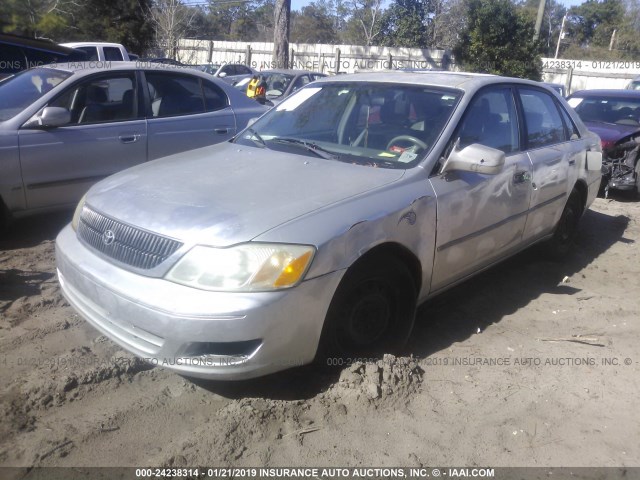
left=56, top=225, right=343, bottom=380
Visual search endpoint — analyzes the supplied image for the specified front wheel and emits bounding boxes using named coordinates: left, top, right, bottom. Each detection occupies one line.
left=318, top=257, right=417, bottom=362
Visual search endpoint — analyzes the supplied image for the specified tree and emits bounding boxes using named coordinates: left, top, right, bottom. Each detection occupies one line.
left=291, top=3, right=338, bottom=43
left=148, top=0, right=199, bottom=59
left=71, top=0, right=154, bottom=55
left=273, top=0, right=291, bottom=68
left=380, top=0, right=438, bottom=48
left=340, top=0, right=385, bottom=45
left=566, top=0, right=624, bottom=47
left=1, top=0, right=75, bottom=39
left=520, top=0, right=566, bottom=56
left=453, top=0, right=542, bottom=80
left=561, top=0, right=638, bottom=59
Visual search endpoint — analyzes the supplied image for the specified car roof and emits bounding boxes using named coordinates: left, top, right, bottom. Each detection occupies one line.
left=569, top=89, right=640, bottom=98
left=0, top=33, right=80, bottom=55
left=40, top=61, right=194, bottom=73
left=312, top=71, right=547, bottom=91
left=259, top=69, right=325, bottom=75
left=61, top=42, right=124, bottom=48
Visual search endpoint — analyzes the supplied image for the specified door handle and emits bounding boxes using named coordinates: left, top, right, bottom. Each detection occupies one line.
left=513, top=171, right=531, bottom=184
left=214, top=128, right=230, bottom=135
left=119, top=134, right=140, bottom=144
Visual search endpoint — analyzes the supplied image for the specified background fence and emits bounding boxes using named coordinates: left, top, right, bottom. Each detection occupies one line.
left=177, top=39, right=639, bottom=93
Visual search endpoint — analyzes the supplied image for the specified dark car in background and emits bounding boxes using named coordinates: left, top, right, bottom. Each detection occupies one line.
left=626, top=76, right=640, bottom=91
left=568, top=89, right=640, bottom=196
left=0, top=33, right=87, bottom=80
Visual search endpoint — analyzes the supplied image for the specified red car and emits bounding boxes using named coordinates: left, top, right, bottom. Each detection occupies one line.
left=568, top=89, right=640, bottom=197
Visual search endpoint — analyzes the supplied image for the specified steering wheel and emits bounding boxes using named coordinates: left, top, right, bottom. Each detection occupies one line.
left=386, top=135, right=428, bottom=151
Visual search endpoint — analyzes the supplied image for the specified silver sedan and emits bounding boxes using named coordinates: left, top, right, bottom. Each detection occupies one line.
left=56, top=72, right=603, bottom=379
left=0, top=62, right=268, bottom=227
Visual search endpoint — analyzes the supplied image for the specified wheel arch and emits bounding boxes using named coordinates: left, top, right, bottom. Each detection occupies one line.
left=344, top=241, right=423, bottom=296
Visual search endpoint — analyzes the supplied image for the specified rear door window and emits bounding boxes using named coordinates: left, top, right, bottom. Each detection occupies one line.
left=145, top=72, right=206, bottom=117
left=104, top=47, right=124, bottom=61
left=519, top=88, right=567, bottom=149
left=77, top=46, right=99, bottom=61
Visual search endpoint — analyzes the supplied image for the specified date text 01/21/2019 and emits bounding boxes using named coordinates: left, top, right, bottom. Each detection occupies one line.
left=543, top=60, right=640, bottom=70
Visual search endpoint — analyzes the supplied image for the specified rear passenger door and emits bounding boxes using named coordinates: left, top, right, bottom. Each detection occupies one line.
left=517, top=87, right=578, bottom=242
left=144, top=71, right=236, bottom=160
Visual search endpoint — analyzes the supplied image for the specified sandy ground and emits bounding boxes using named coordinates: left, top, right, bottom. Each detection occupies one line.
left=1, top=195, right=639, bottom=477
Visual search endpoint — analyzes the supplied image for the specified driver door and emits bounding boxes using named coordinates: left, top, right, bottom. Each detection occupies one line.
left=429, top=86, right=533, bottom=291
left=18, top=71, right=147, bottom=210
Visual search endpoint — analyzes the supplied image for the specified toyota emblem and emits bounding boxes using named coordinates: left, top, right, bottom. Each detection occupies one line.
left=102, top=230, right=115, bottom=246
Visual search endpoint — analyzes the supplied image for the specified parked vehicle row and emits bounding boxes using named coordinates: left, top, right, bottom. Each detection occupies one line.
left=55, top=71, right=602, bottom=379
left=0, top=62, right=268, bottom=227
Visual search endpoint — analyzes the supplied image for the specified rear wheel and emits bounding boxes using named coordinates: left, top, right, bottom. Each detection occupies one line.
left=546, top=190, right=582, bottom=260
left=318, top=257, right=417, bottom=363
left=0, top=199, right=11, bottom=236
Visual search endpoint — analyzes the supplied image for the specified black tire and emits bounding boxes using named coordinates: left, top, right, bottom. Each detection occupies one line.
left=317, top=257, right=417, bottom=363
left=0, top=199, right=11, bottom=236
left=546, top=190, right=582, bottom=260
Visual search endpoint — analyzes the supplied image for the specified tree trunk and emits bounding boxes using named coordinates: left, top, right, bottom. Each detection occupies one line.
left=273, top=0, right=291, bottom=68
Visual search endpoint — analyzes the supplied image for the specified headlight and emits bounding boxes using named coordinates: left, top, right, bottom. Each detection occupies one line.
left=165, top=243, right=315, bottom=292
left=71, top=193, right=87, bottom=231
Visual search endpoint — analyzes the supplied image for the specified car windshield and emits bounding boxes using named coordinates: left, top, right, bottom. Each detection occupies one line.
left=264, top=73, right=295, bottom=98
left=0, top=67, right=71, bottom=122
left=568, top=95, right=640, bottom=126
left=234, top=82, right=461, bottom=168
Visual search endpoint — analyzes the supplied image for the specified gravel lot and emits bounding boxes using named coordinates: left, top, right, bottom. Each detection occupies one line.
left=1, top=196, right=639, bottom=477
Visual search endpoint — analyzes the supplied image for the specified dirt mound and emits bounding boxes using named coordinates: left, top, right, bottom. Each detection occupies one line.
left=328, top=354, right=424, bottom=403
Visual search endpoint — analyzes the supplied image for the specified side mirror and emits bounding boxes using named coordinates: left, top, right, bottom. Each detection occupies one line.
left=442, top=143, right=505, bottom=175
left=23, top=107, right=71, bottom=129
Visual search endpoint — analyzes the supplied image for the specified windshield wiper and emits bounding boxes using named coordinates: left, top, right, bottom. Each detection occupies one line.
left=271, top=137, right=339, bottom=160
left=245, top=128, right=267, bottom=148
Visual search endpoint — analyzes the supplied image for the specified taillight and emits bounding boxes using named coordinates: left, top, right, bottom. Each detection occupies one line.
left=600, top=139, right=616, bottom=151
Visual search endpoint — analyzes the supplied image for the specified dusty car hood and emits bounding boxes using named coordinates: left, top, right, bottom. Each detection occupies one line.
left=86, top=142, right=405, bottom=246
left=584, top=121, right=640, bottom=142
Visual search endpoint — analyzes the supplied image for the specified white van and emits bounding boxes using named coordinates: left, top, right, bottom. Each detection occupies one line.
left=60, top=42, right=130, bottom=62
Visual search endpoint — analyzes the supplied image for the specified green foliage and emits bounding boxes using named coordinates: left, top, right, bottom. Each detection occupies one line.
left=291, top=3, right=339, bottom=43
left=562, top=0, right=639, bottom=59
left=566, top=0, right=624, bottom=47
left=1, top=0, right=153, bottom=55
left=380, top=0, right=436, bottom=48
left=519, top=0, right=566, bottom=56
left=453, top=0, right=542, bottom=80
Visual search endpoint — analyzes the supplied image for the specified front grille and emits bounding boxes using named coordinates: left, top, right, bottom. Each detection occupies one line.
left=78, top=206, right=183, bottom=270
